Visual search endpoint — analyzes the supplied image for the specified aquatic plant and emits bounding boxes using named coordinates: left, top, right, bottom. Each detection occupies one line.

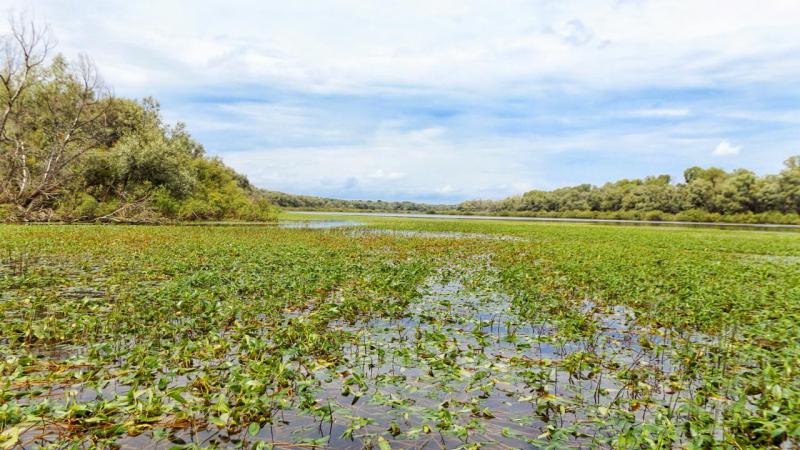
left=0, top=218, right=798, bottom=448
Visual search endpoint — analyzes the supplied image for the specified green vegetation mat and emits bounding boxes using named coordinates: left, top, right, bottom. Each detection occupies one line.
left=1, top=217, right=798, bottom=449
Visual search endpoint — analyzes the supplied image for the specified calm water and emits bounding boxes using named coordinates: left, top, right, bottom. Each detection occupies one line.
left=278, top=220, right=366, bottom=229
left=291, top=211, right=800, bottom=232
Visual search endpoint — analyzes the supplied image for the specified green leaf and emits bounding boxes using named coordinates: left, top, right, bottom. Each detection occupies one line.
left=377, top=436, right=392, bottom=450
left=0, top=426, right=21, bottom=450
left=208, top=415, right=227, bottom=427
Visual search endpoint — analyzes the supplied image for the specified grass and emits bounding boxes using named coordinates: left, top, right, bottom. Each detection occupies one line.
left=1, top=216, right=798, bottom=449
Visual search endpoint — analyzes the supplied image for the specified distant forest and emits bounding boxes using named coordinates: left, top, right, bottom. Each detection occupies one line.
left=274, top=159, right=800, bottom=224
left=0, top=18, right=276, bottom=222
left=264, top=191, right=451, bottom=213
left=457, top=159, right=800, bottom=223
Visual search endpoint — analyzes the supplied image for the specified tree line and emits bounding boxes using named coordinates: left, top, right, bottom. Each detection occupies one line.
left=264, top=190, right=450, bottom=213
left=457, top=159, right=800, bottom=224
left=0, top=17, right=276, bottom=222
left=267, top=159, right=800, bottom=225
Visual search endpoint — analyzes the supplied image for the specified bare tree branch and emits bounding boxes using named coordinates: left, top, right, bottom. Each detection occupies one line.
left=0, top=13, right=112, bottom=216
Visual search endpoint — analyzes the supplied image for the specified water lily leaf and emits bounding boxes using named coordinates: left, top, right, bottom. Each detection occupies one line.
left=0, top=426, right=21, bottom=450
left=377, top=436, right=392, bottom=450
left=208, top=415, right=227, bottom=427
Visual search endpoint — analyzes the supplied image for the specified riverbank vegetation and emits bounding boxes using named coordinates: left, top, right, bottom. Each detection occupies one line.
left=274, top=160, right=800, bottom=225
left=456, top=160, right=800, bottom=223
left=264, top=191, right=449, bottom=214
left=0, top=18, right=276, bottom=223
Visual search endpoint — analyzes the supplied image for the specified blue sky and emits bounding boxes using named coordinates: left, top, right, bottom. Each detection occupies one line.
left=3, top=0, right=800, bottom=203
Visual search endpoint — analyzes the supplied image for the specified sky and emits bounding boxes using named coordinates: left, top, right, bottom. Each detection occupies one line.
left=2, top=1, right=800, bottom=203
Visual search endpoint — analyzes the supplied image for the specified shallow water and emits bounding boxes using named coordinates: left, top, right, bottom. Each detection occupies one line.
left=278, top=220, right=366, bottom=229
left=347, top=228, right=523, bottom=241
left=291, top=211, right=800, bottom=232
left=9, top=255, right=723, bottom=449
left=277, top=219, right=523, bottom=241
left=99, top=265, right=710, bottom=448
left=278, top=219, right=523, bottom=241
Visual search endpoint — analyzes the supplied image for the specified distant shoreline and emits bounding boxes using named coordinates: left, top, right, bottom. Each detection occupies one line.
left=289, top=210, right=800, bottom=230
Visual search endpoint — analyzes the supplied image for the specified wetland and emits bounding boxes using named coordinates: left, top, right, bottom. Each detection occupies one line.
left=1, top=215, right=798, bottom=448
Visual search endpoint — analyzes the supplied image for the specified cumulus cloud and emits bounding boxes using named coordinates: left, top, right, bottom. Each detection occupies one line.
left=369, top=169, right=405, bottom=180
left=712, top=140, right=742, bottom=156
left=220, top=125, right=545, bottom=202
left=549, top=20, right=595, bottom=47
left=2, top=0, right=797, bottom=201
left=6, top=0, right=800, bottom=94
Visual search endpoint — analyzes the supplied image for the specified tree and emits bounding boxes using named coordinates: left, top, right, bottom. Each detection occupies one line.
left=780, top=155, right=800, bottom=213
left=0, top=16, right=113, bottom=217
left=0, top=16, right=52, bottom=208
left=0, top=14, right=276, bottom=223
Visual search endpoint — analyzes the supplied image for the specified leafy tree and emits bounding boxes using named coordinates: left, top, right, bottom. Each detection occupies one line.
left=0, top=19, right=113, bottom=216
left=780, top=156, right=800, bottom=212
left=0, top=15, right=276, bottom=222
left=455, top=157, right=800, bottom=223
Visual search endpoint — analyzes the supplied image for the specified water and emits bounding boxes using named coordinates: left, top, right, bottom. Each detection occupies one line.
left=278, top=219, right=522, bottom=240
left=278, top=220, right=366, bottom=229
left=11, top=258, right=722, bottom=449
left=291, top=211, right=800, bottom=232
left=347, top=228, right=523, bottom=241
left=106, top=265, right=709, bottom=448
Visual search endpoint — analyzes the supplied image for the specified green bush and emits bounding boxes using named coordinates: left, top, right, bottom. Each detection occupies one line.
left=151, top=187, right=180, bottom=217
left=0, top=204, right=18, bottom=222
left=643, top=210, right=665, bottom=221
left=178, top=198, right=219, bottom=221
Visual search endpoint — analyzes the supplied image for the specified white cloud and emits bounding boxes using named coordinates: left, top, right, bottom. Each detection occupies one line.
left=1, top=0, right=796, bottom=201
left=628, top=108, right=691, bottom=118
left=712, top=140, right=742, bottom=156
left=220, top=125, right=546, bottom=202
left=368, top=169, right=405, bottom=180
left=4, top=0, right=800, bottom=95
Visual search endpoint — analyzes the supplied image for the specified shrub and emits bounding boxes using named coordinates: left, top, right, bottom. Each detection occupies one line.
left=0, top=204, right=18, bottom=222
